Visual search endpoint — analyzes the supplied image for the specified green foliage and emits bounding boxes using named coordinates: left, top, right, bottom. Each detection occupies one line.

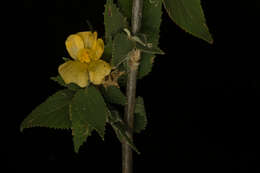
left=70, top=86, right=109, bottom=150
left=141, top=0, right=162, bottom=45
left=50, top=75, right=81, bottom=91
left=112, top=33, right=134, bottom=67
left=118, top=0, right=132, bottom=20
left=71, top=112, right=93, bottom=153
left=137, top=0, right=162, bottom=79
left=103, top=39, right=113, bottom=60
left=138, top=53, right=155, bottom=79
left=101, top=86, right=126, bottom=106
left=104, top=0, right=128, bottom=42
left=20, top=89, right=75, bottom=131
left=134, top=97, right=147, bottom=133
left=109, top=111, right=140, bottom=154
left=162, top=0, right=213, bottom=43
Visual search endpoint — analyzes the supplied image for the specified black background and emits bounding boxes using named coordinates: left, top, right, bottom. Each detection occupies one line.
left=3, top=0, right=260, bottom=172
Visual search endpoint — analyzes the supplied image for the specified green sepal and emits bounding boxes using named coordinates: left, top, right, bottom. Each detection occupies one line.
left=20, top=89, right=75, bottom=131
left=134, top=97, right=147, bottom=133
left=62, top=57, right=71, bottom=62
left=162, top=0, right=213, bottom=43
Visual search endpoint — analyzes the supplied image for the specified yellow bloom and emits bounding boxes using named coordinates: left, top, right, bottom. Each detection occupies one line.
left=58, top=31, right=111, bottom=87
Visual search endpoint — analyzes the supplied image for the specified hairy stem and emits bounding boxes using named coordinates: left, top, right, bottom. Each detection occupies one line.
left=122, top=0, right=143, bottom=173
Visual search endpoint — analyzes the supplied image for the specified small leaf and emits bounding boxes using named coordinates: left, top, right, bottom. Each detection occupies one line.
left=51, top=75, right=66, bottom=87
left=20, top=89, right=75, bottom=131
left=163, top=0, right=213, bottom=43
left=112, top=33, right=134, bottom=67
left=118, top=0, right=132, bottom=20
left=134, top=97, right=147, bottom=133
left=138, top=53, right=155, bottom=79
left=104, top=0, right=128, bottom=42
left=109, top=111, right=140, bottom=154
left=70, top=86, right=109, bottom=145
left=62, top=57, right=71, bottom=62
left=101, top=86, right=126, bottom=106
left=141, top=0, right=162, bottom=45
left=137, top=0, right=162, bottom=79
left=103, top=39, right=113, bottom=60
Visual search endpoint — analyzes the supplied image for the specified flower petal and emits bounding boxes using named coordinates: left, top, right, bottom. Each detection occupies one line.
left=93, top=38, right=104, bottom=60
left=88, top=60, right=111, bottom=85
left=58, top=60, right=89, bottom=88
left=77, top=31, right=97, bottom=50
left=65, top=35, right=84, bottom=60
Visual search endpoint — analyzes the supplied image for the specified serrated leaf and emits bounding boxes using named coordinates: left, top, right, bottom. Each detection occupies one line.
left=138, top=53, right=155, bottom=79
left=104, top=0, right=128, bottom=42
left=137, top=0, right=162, bottom=79
left=103, top=39, right=113, bottom=60
left=163, top=0, right=213, bottom=43
left=101, top=86, right=126, bottom=106
left=112, top=33, right=134, bottom=67
left=109, top=111, right=140, bottom=154
left=134, top=97, right=147, bottom=133
left=20, top=89, right=75, bottom=131
left=70, top=103, right=93, bottom=153
left=141, top=0, right=162, bottom=45
left=51, top=75, right=81, bottom=91
left=70, top=86, right=109, bottom=150
left=118, top=0, right=132, bottom=20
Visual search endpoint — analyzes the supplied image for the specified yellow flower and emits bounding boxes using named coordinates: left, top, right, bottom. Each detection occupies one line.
left=58, top=31, right=111, bottom=87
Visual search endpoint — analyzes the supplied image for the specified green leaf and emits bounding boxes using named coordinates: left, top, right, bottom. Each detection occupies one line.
left=70, top=103, right=93, bottom=153
left=137, top=0, right=162, bottom=79
left=141, top=0, right=162, bottom=45
left=134, top=97, right=147, bottom=133
left=104, top=0, right=128, bottom=42
left=118, top=0, right=132, bottom=20
left=70, top=86, right=109, bottom=152
left=20, top=89, right=75, bottom=131
left=109, top=111, right=140, bottom=154
left=112, top=33, right=134, bottom=67
left=101, top=86, right=126, bottom=106
left=163, top=0, right=213, bottom=43
left=138, top=53, right=155, bottom=79
left=50, top=75, right=81, bottom=91
left=103, top=39, right=113, bottom=60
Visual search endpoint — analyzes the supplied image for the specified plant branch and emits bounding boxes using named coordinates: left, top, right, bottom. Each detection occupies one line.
left=122, top=0, right=143, bottom=173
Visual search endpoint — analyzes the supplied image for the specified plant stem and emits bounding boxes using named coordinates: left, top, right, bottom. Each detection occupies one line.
left=122, top=0, right=143, bottom=173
